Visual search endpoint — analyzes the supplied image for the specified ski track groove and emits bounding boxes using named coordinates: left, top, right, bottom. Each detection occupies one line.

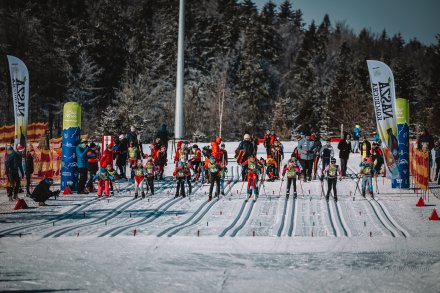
left=219, top=200, right=247, bottom=237
left=375, top=199, right=410, bottom=237
left=367, top=199, right=398, bottom=237
left=0, top=197, right=99, bottom=236
left=106, top=197, right=181, bottom=237
left=219, top=173, right=265, bottom=237
left=44, top=179, right=175, bottom=238
left=106, top=177, right=213, bottom=237
left=230, top=200, right=256, bottom=237
left=98, top=180, right=181, bottom=237
left=335, top=201, right=352, bottom=237
left=326, top=199, right=339, bottom=237
left=45, top=197, right=144, bottom=238
left=157, top=200, right=210, bottom=237
left=287, top=196, right=297, bottom=236
left=165, top=178, right=240, bottom=237
left=277, top=197, right=289, bottom=237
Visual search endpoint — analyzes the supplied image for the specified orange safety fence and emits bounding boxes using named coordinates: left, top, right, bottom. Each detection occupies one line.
left=410, top=143, right=429, bottom=191
left=0, top=138, right=62, bottom=188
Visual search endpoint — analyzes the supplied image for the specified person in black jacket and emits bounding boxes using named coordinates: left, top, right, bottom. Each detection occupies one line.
left=156, top=124, right=173, bottom=151
left=31, top=178, right=60, bottom=206
left=338, top=133, right=352, bottom=176
left=25, top=144, right=35, bottom=196
left=235, top=134, right=255, bottom=181
left=115, top=134, right=128, bottom=179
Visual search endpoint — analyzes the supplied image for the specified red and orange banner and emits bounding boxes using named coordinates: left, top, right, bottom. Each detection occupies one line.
left=0, top=137, right=62, bottom=188
left=410, top=144, right=429, bottom=191
left=0, top=122, right=49, bottom=144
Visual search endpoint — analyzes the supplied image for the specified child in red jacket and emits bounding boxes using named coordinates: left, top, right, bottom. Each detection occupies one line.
left=242, top=156, right=262, bottom=200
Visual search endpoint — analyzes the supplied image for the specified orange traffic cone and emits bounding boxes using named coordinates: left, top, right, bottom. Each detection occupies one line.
left=14, top=199, right=28, bottom=210
left=416, top=197, right=425, bottom=207
left=429, top=209, right=439, bottom=221
left=63, top=186, right=72, bottom=195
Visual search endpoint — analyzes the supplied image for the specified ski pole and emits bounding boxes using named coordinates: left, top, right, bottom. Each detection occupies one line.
left=278, top=178, right=284, bottom=195
left=353, top=175, right=361, bottom=196
left=240, top=180, right=246, bottom=194
left=299, top=177, right=304, bottom=197
left=375, top=175, right=380, bottom=194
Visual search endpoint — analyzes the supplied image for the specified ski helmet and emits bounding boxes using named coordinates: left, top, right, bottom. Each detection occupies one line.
left=330, top=158, right=336, bottom=164
left=178, top=161, right=184, bottom=167
left=220, top=143, right=225, bottom=148
left=192, top=144, right=198, bottom=149
left=209, top=156, right=215, bottom=162
left=119, top=134, right=124, bottom=140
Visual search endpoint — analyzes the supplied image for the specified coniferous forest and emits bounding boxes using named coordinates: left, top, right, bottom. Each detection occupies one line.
left=0, top=0, right=439, bottom=141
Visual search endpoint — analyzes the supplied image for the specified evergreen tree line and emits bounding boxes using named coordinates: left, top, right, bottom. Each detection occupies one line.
left=0, top=0, right=439, bottom=141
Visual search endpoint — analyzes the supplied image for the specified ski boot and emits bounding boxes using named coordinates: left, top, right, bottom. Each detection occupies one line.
left=216, top=192, right=220, bottom=199
left=141, top=191, right=145, bottom=199
left=334, top=196, right=338, bottom=202
left=134, top=192, right=138, bottom=199
left=293, top=192, right=297, bottom=199
left=326, top=195, right=330, bottom=202
left=286, top=192, right=290, bottom=199
left=174, top=194, right=179, bottom=199
left=362, top=192, right=366, bottom=198
left=221, top=190, right=225, bottom=196
left=208, top=195, right=212, bottom=201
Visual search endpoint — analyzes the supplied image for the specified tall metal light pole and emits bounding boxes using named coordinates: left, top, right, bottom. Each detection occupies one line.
left=174, top=0, right=185, bottom=139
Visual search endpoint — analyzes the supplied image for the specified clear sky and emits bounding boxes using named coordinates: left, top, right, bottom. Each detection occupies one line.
left=254, top=0, right=440, bottom=45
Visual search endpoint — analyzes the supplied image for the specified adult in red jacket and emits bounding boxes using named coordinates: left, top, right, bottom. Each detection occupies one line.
left=211, top=137, right=223, bottom=162
left=100, top=144, right=114, bottom=168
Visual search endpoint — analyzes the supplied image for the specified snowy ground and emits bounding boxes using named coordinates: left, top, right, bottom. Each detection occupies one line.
left=1, top=141, right=440, bottom=292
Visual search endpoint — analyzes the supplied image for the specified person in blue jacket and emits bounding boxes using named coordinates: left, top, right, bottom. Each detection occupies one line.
left=76, top=139, right=89, bottom=194
left=352, top=125, right=361, bottom=153
left=5, top=145, right=24, bottom=201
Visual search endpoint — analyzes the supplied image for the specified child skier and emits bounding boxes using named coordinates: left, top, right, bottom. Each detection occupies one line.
left=359, top=157, right=376, bottom=198
left=320, top=138, right=334, bottom=175
left=128, top=141, right=139, bottom=168
left=265, top=157, right=278, bottom=181
left=207, top=156, right=222, bottom=200
left=144, top=158, right=155, bottom=195
left=188, top=144, right=202, bottom=181
left=154, top=145, right=167, bottom=180
left=281, top=158, right=301, bottom=198
left=132, top=159, right=146, bottom=199
left=270, top=140, right=283, bottom=179
left=322, top=158, right=342, bottom=202
left=173, top=161, right=191, bottom=198
left=93, top=166, right=115, bottom=197
left=106, top=164, right=119, bottom=195
left=242, top=156, right=262, bottom=201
